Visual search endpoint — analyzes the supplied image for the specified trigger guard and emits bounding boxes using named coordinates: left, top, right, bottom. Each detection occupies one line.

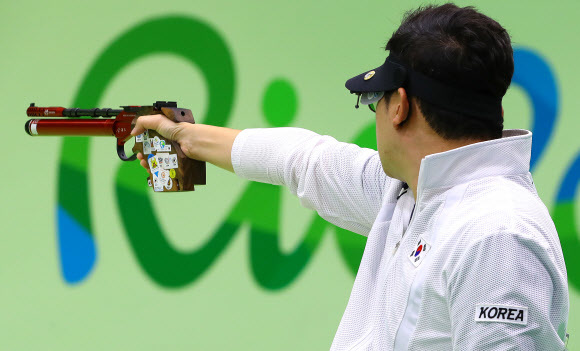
left=117, top=142, right=137, bottom=161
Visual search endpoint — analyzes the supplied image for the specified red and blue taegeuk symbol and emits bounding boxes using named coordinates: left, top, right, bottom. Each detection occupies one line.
left=414, top=244, right=423, bottom=257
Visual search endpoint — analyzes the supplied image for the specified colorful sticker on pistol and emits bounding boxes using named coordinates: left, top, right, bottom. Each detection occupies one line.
left=153, top=177, right=164, bottom=192
left=142, top=130, right=150, bottom=145
left=143, top=140, right=151, bottom=154
left=165, top=177, right=173, bottom=190
left=163, top=154, right=172, bottom=168
left=159, top=169, right=169, bottom=186
left=169, top=169, right=176, bottom=178
left=156, top=153, right=170, bottom=169
left=152, top=170, right=164, bottom=192
left=168, top=154, right=178, bottom=169
left=156, top=152, right=166, bottom=168
left=136, top=133, right=143, bottom=142
left=144, top=137, right=153, bottom=154
left=153, top=136, right=160, bottom=151
left=158, top=139, right=171, bottom=152
left=148, top=155, right=160, bottom=173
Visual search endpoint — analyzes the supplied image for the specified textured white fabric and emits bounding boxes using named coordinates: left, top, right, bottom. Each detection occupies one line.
left=231, top=127, right=569, bottom=350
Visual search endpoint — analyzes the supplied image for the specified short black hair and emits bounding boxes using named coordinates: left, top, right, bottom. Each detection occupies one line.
left=385, top=3, right=513, bottom=140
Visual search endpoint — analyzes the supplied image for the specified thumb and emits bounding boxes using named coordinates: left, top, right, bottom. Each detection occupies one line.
left=131, top=114, right=180, bottom=140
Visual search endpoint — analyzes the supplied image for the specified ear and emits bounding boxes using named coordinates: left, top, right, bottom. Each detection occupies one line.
left=501, top=106, right=504, bottom=117
left=393, top=87, right=410, bottom=126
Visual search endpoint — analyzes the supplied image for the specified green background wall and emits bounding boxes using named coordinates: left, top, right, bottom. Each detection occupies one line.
left=2, top=0, right=578, bottom=349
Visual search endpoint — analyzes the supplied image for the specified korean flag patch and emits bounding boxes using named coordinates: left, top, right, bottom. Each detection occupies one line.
left=409, top=236, right=430, bottom=267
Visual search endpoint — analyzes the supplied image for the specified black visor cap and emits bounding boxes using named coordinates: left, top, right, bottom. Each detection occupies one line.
left=344, top=55, right=503, bottom=122
left=345, top=57, right=407, bottom=94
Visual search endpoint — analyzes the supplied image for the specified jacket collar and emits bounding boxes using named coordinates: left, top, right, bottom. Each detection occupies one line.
left=416, top=129, right=532, bottom=199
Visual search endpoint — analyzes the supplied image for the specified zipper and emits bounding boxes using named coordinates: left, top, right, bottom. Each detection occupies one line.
left=393, top=164, right=426, bottom=255
left=393, top=203, right=418, bottom=255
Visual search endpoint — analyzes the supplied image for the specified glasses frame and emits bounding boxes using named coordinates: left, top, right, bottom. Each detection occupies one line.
left=354, top=91, right=384, bottom=113
left=365, top=91, right=384, bottom=113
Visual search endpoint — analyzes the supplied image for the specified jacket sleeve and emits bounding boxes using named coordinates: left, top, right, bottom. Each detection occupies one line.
left=447, top=230, right=569, bottom=350
left=231, top=127, right=398, bottom=236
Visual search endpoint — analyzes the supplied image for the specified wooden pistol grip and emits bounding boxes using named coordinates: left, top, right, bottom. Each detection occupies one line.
left=161, top=107, right=206, bottom=187
left=131, top=107, right=206, bottom=192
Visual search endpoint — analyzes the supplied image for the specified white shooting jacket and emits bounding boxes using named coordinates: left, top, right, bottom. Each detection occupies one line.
left=231, top=128, right=569, bottom=350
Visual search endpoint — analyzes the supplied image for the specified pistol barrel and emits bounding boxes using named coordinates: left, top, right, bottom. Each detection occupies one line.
left=25, top=119, right=115, bottom=136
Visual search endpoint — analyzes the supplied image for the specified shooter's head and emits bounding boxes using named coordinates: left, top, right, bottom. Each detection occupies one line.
left=346, top=4, right=513, bottom=182
left=385, top=3, right=513, bottom=140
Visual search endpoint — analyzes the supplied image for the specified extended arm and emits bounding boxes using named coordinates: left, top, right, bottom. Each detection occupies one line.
left=132, top=115, right=398, bottom=235
left=230, top=127, right=396, bottom=235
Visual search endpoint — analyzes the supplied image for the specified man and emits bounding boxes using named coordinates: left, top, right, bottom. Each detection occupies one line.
left=132, top=4, right=569, bottom=350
